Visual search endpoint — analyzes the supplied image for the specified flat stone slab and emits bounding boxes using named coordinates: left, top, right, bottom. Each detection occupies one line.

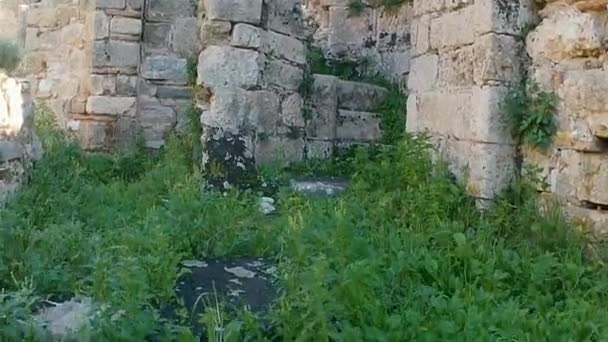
left=290, top=177, right=349, bottom=197
left=34, top=298, right=95, bottom=340
left=175, top=257, right=277, bottom=336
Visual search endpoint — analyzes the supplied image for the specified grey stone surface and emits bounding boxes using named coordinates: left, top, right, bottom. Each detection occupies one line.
left=0, top=141, right=23, bottom=162
left=307, top=75, right=339, bottom=140
left=258, top=197, right=276, bottom=215
left=86, top=96, right=136, bottom=115
left=336, top=80, right=388, bottom=111
left=138, top=96, right=177, bottom=148
left=337, top=110, right=382, bottom=142
left=147, top=0, right=196, bottom=21
left=198, top=46, right=263, bottom=89
left=94, top=11, right=109, bottom=40
left=263, top=58, right=303, bottom=91
left=35, top=298, right=95, bottom=339
left=290, top=177, right=349, bottom=197
left=231, top=24, right=264, bottom=49
left=141, top=56, right=187, bottom=84
left=94, top=41, right=140, bottom=68
left=176, top=257, right=277, bottom=337
left=96, top=0, right=126, bottom=9
left=116, top=75, right=137, bottom=96
left=266, top=0, right=305, bottom=38
left=173, top=18, right=201, bottom=58
left=156, top=86, right=192, bottom=99
left=206, top=0, right=263, bottom=25
left=110, top=17, right=141, bottom=36
left=143, top=23, right=171, bottom=50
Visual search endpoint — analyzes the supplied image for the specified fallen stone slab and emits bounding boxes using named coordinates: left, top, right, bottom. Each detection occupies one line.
left=290, top=177, right=349, bottom=197
left=175, top=257, right=277, bottom=336
left=34, top=298, right=95, bottom=340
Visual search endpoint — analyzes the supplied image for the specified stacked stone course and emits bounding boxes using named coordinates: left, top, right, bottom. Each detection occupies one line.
left=305, top=0, right=413, bottom=83
left=525, top=1, right=608, bottom=234
left=406, top=0, right=535, bottom=200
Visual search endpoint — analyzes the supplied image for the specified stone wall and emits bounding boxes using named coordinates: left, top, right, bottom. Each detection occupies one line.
left=3, top=0, right=200, bottom=150
left=196, top=0, right=391, bottom=186
left=406, top=0, right=535, bottom=201
left=19, top=0, right=94, bottom=134
left=0, top=72, right=41, bottom=203
left=525, top=1, right=608, bottom=234
left=305, top=0, right=413, bottom=83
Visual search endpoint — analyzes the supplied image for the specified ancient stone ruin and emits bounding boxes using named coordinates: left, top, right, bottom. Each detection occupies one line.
left=1, top=0, right=608, bottom=234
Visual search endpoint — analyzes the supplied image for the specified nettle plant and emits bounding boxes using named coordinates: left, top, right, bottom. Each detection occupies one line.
left=502, top=81, right=557, bottom=150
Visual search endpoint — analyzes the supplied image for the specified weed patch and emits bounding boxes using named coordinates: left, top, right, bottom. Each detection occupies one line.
left=1, top=110, right=607, bottom=340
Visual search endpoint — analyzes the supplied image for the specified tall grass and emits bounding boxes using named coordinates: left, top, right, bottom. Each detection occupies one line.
left=1, top=110, right=607, bottom=340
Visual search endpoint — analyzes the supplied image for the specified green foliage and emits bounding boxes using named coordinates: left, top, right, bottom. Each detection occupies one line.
left=348, top=0, right=365, bottom=17
left=1, top=109, right=607, bottom=340
left=348, top=0, right=410, bottom=16
left=0, top=39, right=21, bottom=73
left=369, top=77, right=407, bottom=144
left=502, top=81, right=557, bottom=149
left=186, top=57, right=198, bottom=87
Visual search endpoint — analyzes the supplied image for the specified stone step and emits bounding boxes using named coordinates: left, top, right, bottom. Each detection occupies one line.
left=337, top=109, right=382, bottom=142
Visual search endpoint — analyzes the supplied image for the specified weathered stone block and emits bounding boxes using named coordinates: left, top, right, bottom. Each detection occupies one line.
left=111, top=17, right=142, bottom=36
left=413, top=0, right=446, bottom=16
left=408, top=54, right=438, bottom=93
left=231, top=24, right=264, bottom=49
left=327, top=6, right=376, bottom=57
left=95, top=11, right=109, bottom=40
left=144, top=23, right=171, bottom=50
left=86, top=96, right=136, bottom=115
left=475, top=0, right=537, bottom=37
left=198, top=46, right=263, bottom=89
left=201, top=87, right=254, bottom=133
left=411, top=14, right=431, bottom=56
left=97, top=0, right=126, bottom=9
left=336, top=80, right=388, bottom=111
left=0, top=141, right=23, bottom=162
left=201, top=126, right=255, bottom=188
left=90, top=75, right=116, bottom=96
left=251, top=91, right=281, bottom=134
left=437, top=45, right=475, bottom=88
left=142, top=56, right=187, bottom=84
left=205, top=0, right=263, bottom=25
left=173, top=18, right=201, bottom=58
left=430, top=6, right=476, bottom=51
left=201, top=20, right=232, bottom=47
left=266, top=0, right=306, bottom=38
left=576, top=153, right=608, bottom=206
left=337, top=110, right=382, bottom=142
left=527, top=6, right=605, bottom=63
left=138, top=96, right=177, bottom=148
left=588, top=114, right=608, bottom=139
left=116, top=75, right=138, bottom=96
left=95, top=41, right=140, bottom=68
left=379, top=50, right=411, bottom=81
left=558, top=69, right=608, bottom=114
left=262, top=58, right=303, bottom=91
left=147, top=0, right=196, bottom=21
left=266, top=30, right=306, bottom=65
left=156, top=86, right=192, bottom=99
left=256, top=136, right=305, bottom=164
left=442, top=140, right=516, bottom=199
left=281, top=93, right=305, bottom=128
left=474, top=33, right=523, bottom=85
left=307, top=75, right=338, bottom=140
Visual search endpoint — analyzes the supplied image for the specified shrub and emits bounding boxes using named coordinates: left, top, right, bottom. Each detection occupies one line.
left=502, top=81, right=557, bottom=149
left=0, top=39, right=21, bottom=73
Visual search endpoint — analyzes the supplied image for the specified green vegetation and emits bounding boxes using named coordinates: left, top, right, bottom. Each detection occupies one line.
left=0, top=39, right=21, bottom=73
left=186, top=57, right=198, bottom=87
left=502, top=81, right=557, bottom=150
left=348, top=0, right=410, bottom=16
left=306, top=46, right=407, bottom=144
left=2, top=105, right=608, bottom=340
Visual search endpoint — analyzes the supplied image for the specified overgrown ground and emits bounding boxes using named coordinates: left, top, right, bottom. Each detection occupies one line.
left=2, top=110, right=608, bottom=341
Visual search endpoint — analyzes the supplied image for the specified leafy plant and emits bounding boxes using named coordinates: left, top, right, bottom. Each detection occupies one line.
left=502, top=81, right=557, bottom=149
left=0, top=39, right=21, bottom=73
left=186, top=57, right=198, bottom=87
left=348, top=0, right=366, bottom=17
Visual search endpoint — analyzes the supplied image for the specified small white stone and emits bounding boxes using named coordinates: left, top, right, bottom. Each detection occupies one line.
left=224, top=266, right=256, bottom=278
